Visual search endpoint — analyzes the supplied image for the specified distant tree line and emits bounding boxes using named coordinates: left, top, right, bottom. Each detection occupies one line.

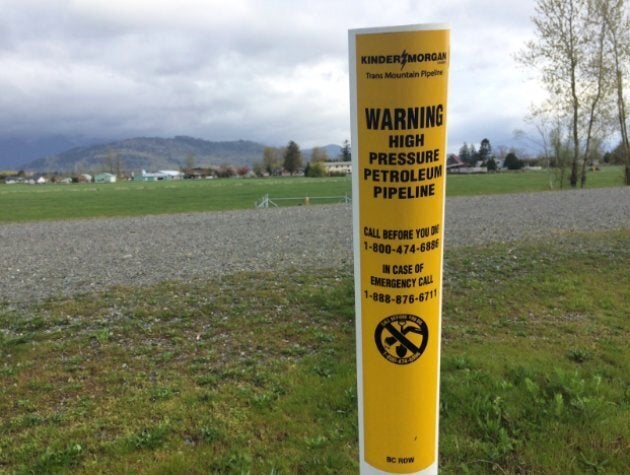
left=252, top=139, right=351, bottom=177
left=3, top=139, right=354, bottom=182
left=451, top=138, right=528, bottom=172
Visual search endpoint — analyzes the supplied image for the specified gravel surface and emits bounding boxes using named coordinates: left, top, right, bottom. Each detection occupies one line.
left=1, top=187, right=629, bottom=303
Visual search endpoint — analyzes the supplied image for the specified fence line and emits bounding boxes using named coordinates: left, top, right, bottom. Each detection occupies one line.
left=256, top=193, right=351, bottom=208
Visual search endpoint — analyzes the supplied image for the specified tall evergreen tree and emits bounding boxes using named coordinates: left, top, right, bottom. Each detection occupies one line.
left=459, top=143, right=471, bottom=165
left=478, top=138, right=493, bottom=165
left=283, top=141, right=303, bottom=175
left=339, top=140, right=351, bottom=162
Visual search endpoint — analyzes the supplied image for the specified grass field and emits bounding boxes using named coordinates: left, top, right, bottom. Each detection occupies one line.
left=0, top=166, right=627, bottom=223
left=0, top=177, right=351, bottom=223
left=1, top=166, right=628, bottom=472
left=1, top=230, right=628, bottom=474
left=445, top=164, right=625, bottom=195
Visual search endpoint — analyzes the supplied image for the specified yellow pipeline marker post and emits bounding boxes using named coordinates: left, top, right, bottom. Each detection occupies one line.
left=349, top=24, right=450, bottom=474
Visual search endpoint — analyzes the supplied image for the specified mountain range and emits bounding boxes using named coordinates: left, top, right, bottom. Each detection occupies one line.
left=5, top=136, right=342, bottom=174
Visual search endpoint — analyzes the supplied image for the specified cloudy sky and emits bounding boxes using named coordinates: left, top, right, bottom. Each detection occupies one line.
left=1, top=0, right=543, bottom=157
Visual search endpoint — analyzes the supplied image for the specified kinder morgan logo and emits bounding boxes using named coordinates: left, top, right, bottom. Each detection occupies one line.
left=361, top=49, right=447, bottom=70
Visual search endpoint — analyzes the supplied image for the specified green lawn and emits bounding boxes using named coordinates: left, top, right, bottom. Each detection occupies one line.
left=0, top=177, right=351, bottom=223
left=0, top=166, right=626, bottom=223
left=445, top=165, right=626, bottom=195
left=1, top=230, right=628, bottom=474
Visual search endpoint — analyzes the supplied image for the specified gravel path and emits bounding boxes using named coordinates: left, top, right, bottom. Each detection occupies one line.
left=1, top=187, right=629, bottom=303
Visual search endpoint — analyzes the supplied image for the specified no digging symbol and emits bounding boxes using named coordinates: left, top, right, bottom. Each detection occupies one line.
left=375, top=314, right=429, bottom=365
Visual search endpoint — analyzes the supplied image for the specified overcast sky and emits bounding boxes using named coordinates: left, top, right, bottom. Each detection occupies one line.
left=1, top=0, right=543, bottom=155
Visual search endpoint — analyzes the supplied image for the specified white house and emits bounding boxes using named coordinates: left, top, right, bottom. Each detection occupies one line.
left=95, top=172, right=117, bottom=183
left=135, top=170, right=183, bottom=181
left=322, top=161, right=352, bottom=175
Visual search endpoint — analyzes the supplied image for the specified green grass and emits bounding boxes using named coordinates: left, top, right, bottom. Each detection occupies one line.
left=446, top=165, right=626, bottom=196
left=440, top=230, right=630, bottom=473
left=1, top=230, right=628, bottom=474
left=0, top=176, right=352, bottom=223
left=1, top=166, right=626, bottom=223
